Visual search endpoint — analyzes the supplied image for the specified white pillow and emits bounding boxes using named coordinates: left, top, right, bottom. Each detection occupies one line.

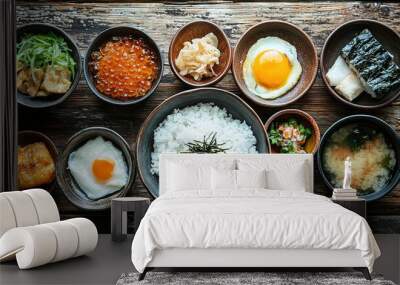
left=211, top=169, right=268, bottom=191
left=237, top=158, right=310, bottom=192
left=162, top=156, right=237, bottom=194
left=236, top=169, right=267, bottom=189
left=211, top=168, right=237, bottom=191
left=167, top=163, right=211, bottom=192
left=266, top=167, right=307, bottom=191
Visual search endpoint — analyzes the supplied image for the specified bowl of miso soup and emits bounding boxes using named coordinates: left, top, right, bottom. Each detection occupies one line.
left=318, top=115, right=400, bottom=201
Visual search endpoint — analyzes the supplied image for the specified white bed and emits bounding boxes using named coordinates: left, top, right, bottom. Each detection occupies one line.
left=131, top=154, right=380, bottom=280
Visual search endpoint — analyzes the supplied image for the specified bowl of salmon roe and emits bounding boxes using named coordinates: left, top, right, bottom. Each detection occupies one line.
left=84, top=26, right=163, bottom=105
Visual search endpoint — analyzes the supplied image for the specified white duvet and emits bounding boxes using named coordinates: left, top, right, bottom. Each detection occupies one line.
left=131, top=190, right=380, bottom=273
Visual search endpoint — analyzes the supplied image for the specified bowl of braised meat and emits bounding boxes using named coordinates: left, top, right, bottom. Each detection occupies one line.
left=16, top=24, right=81, bottom=108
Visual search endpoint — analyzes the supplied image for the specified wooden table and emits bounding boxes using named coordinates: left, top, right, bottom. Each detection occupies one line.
left=16, top=1, right=400, bottom=232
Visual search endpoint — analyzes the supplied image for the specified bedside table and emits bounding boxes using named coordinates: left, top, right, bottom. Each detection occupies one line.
left=111, top=197, right=150, bottom=242
left=332, top=199, right=366, bottom=219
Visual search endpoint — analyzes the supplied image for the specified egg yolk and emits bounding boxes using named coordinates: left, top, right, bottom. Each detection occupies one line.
left=252, top=49, right=291, bottom=89
left=92, top=159, right=115, bottom=183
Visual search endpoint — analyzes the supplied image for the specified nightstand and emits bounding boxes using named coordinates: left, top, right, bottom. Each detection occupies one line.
left=332, top=199, right=366, bottom=219
left=111, top=197, right=151, bottom=242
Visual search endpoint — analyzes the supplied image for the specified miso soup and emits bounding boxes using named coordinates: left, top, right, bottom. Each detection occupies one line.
left=322, top=123, right=396, bottom=195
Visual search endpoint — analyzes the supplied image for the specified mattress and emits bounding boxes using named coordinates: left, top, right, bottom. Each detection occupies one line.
left=131, top=190, right=380, bottom=273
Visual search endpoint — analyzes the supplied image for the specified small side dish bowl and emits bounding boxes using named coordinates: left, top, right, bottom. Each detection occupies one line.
left=169, top=21, right=232, bottom=87
left=16, top=24, right=81, bottom=109
left=317, top=115, right=400, bottom=202
left=18, top=130, right=58, bottom=191
left=321, top=19, right=400, bottom=109
left=264, top=109, right=320, bottom=154
left=136, top=87, right=269, bottom=198
left=84, top=26, right=163, bottom=106
left=57, top=127, right=136, bottom=210
left=233, top=21, right=318, bottom=107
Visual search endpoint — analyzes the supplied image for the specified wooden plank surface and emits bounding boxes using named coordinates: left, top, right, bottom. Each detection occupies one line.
left=16, top=1, right=400, bottom=231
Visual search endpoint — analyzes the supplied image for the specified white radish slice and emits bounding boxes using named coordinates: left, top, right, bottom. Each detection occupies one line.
left=335, top=73, right=364, bottom=101
left=326, top=56, right=352, bottom=86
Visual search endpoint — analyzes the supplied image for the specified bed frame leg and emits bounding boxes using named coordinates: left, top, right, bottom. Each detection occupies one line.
left=354, top=267, right=371, bottom=280
left=138, top=268, right=148, bottom=281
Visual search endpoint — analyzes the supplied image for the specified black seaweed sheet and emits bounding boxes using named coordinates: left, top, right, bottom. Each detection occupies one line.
left=340, top=29, right=400, bottom=98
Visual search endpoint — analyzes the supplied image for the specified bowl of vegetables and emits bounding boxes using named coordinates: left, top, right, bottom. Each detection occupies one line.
left=265, top=109, right=320, bottom=154
left=16, top=24, right=81, bottom=108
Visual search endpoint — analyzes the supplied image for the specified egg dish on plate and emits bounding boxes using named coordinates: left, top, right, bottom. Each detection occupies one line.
left=68, top=136, right=128, bottom=200
left=243, top=37, right=302, bottom=99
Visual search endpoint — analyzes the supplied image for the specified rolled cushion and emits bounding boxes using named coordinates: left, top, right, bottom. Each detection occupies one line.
left=0, top=189, right=59, bottom=238
left=65, top=218, right=98, bottom=257
left=0, top=218, right=98, bottom=269
left=24, top=189, right=59, bottom=224
left=1, top=191, right=39, bottom=228
left=0, top=196, right=17, bottom=237
left=42, top=221, right=79, bottom=262
left=0, top=226, right=57, bottom=268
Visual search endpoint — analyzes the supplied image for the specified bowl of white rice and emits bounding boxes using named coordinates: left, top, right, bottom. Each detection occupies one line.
left=317, top=115, right=400, bottom=202
left=136, top=87, right=269, bottom=197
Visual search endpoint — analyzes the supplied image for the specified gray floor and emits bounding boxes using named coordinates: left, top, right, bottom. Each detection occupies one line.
left=1, top=234, right=399, bottom=285
left=0, top=235, right=134, bottom=285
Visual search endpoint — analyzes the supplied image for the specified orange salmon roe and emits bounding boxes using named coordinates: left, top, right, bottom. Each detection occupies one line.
left=91, top=37, right=158, bottom=99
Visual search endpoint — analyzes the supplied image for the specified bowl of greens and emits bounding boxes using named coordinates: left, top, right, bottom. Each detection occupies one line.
left=265, top=109, right=320, bottom=154
left=16, top=24, right=81, bottom=108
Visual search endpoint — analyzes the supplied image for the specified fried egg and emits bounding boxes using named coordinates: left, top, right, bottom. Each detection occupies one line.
left=243, top=37, right=302, bottom=99
left=68, top=136, right=128, bottom=200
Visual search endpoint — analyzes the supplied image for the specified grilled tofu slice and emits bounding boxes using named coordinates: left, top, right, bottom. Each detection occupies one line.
left=18, top=142, right=55, bottom=189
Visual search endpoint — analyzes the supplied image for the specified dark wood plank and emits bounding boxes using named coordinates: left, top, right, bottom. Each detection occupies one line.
left=1, top=0, right=17, bottom=193
left=15, top=2, right=400, bottom=231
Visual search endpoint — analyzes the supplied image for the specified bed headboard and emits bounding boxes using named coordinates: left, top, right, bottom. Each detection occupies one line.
left=159, top=154, right=314, bottom=195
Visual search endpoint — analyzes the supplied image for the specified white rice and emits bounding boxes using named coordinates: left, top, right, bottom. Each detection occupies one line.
left=150, top=103, right=258, bottom=175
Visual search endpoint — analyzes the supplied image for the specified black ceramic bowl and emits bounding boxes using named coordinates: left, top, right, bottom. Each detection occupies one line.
left=317, top=115, right=400, bottom=202
left=321, top=19, right=400, bottom=109
left=16, top=24, right=81, bottom=108
left=136, top=87, right=270, bottom=198
left=57, top=127, right=136, bottom=210
left=18, top=130, right=58, bottom=191
left=84, top=26, right=163, bottom=106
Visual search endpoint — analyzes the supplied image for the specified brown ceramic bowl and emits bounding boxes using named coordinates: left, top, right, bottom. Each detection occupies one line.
left=18, top=130, right=58, bottom=191
left=57, top=127, right=136, bottom=210
left=84, top=26, right=163, bottom=106
left=264, top=109, right=320, bottom=154
left=169, top=21, right=232, bottom=87
left=233, top=21, right=318, bottom=107
left=17, top=24, right=81, bottom=109
left=321, top=19, right=400, bottom=109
